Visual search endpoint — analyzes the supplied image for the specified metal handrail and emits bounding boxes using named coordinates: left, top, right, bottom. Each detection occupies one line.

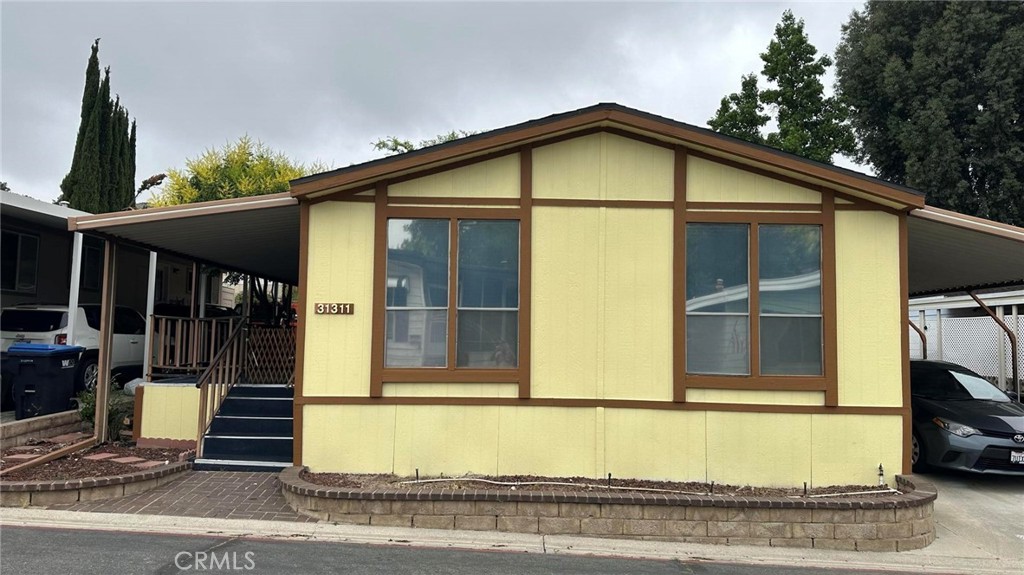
left=194, top=318, right=248, bottom=457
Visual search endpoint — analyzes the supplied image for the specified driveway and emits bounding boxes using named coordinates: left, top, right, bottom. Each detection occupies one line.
left=918, top=469, right=1023, bottom=564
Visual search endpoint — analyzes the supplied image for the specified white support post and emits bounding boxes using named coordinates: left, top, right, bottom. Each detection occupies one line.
left=143, top=251, right=157, bottom=380
left=66, top=233, right=84, bottom=346
left=935, top=308, right=944, bottom=361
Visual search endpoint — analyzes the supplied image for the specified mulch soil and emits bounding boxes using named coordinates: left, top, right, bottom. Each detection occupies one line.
left=0, top=442, right=190, bottom=482
left=301, top=471, right=892, bottom=498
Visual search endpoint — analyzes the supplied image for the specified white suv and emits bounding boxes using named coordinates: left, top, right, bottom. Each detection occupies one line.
left=0, top=304, right=147, bottom=392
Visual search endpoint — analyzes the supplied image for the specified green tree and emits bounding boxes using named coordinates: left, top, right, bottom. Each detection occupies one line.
left=151, top=136, right=327, bottom=206
left=708, top=10, right=854, bottom=164
left=836, top=1, right=1024, bottom=226
left=372, top=130, right=478, bottom=156
left=59, top=40, right=137, bottom=214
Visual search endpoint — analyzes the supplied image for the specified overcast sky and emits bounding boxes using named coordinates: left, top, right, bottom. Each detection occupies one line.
left=1, top=1, right=864, bottom=205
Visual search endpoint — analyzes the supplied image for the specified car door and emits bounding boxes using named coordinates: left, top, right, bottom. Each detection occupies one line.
left=112, top=307, right=146, bottom=368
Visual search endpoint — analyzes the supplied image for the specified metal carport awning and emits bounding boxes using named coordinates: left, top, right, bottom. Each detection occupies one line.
left=67, top=193, right=300, bottom=285
left=908, top=206, right=1024, bottom=297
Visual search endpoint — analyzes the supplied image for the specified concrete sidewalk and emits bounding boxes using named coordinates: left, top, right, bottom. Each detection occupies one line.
left=0, top=505, right=1018, bottom=575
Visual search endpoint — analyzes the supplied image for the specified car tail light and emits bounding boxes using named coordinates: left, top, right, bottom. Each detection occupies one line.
left=54, top=334, right=67, bottom=345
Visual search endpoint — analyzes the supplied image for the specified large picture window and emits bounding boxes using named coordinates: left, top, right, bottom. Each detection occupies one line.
left=686, top=222, right=822, bottom=378
left=384, top=218, right=519, bottom=370
left=1, top=230, right=39, bottom=294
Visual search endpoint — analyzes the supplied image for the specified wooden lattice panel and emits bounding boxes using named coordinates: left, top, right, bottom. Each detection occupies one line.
left=247, top=325, right=296, bottom=384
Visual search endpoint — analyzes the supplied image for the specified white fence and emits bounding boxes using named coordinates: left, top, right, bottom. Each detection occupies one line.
left=909, top=309, right=1022, bottom=390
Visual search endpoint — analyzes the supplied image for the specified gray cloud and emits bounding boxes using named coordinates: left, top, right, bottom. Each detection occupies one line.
left=1, top=1, right=863, bottom=204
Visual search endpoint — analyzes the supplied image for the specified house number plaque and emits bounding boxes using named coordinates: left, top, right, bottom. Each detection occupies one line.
left=315, top=303, right=355, bottom=315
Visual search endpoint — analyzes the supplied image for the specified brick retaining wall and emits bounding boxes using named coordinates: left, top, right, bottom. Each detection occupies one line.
left=280, top=468, right=936, bottom=552
left=0, top=410, right=85, bottom=450
left=0, top=460, right=190, bottom=507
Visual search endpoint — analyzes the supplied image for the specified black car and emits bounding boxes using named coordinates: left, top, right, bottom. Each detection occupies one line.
left=911, top=360, right=1024, bottom=474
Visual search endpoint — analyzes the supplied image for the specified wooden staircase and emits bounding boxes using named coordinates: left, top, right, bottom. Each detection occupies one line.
left=193, top=384, right=293, bottom=471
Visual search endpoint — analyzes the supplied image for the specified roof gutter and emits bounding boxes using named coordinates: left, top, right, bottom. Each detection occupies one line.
left=67, top=193, right=298, bottom=232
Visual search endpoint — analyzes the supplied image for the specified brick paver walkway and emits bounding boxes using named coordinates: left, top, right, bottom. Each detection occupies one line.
left=49, top=471, right=317, bottom=523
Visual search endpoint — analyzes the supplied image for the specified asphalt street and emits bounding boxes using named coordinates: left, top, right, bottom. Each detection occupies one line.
left=0, top=526, right=927, bottom=575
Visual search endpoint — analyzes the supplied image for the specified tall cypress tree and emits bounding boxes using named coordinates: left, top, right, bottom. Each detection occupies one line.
left=59, top=39, right=101, bottom=206
left=60, top=41, right=137, bottom=213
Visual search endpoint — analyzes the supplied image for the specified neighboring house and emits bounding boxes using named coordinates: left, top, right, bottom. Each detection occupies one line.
left=68, top=104, right=1024, bottom=486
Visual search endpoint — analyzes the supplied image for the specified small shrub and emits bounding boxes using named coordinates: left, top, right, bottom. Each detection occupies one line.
left=77, top=388, right=135, bottom=442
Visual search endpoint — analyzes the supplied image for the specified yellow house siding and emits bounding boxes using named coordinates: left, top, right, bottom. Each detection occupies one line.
left=836, top=211, right=902, bottom=407
left=304, top=201, right=375, bottom=397
left=303, top=404, right=396, bottom=473
left=811, top=414, right=903, bottom=486
left=496, top=406, right=598, bottom=477
left=686, top=389, right=824, bottom=405
left=533, top=133, right=673, bottom=200
left=388, top=153, right=520, bottom=198
left=139, top=384, right=199, bottom=442
left=531, top=207, right=672, bottom=401
left=393, top=405, right=501, bottom=476
left=382, top=383, right=519, bottom=397
left=603, top=409, right=707, bottom=481
left=687, top=155, right=821, bottom=203
left=706, top=412, right=812, bottom=486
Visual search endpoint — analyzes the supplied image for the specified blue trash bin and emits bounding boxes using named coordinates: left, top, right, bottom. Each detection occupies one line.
left=7, top=343, right=85, bottom=420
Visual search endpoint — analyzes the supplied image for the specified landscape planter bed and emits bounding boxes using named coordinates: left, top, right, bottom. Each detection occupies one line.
left=0, top=459, right=191, bottom=507
left=281, top=468, right=937, bottom=552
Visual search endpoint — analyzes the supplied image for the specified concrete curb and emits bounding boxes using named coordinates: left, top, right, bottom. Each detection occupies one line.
left=0, top=507, right=1017, bottom=575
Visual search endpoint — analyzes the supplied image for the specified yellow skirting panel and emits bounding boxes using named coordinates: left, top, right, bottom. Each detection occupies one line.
left=300, top=405, right=900, bottom=487
left=138, top=384, right=199, bottom=442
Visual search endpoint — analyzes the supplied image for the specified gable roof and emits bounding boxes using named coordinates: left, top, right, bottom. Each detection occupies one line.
left=290, top=103, right=925, bottom=209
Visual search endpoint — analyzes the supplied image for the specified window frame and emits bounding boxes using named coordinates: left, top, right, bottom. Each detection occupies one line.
left=1, top=229, right=40, bottom=294
left=680, top=208, right=836, bottom=396
left=372, top=203, right=527, bottom=388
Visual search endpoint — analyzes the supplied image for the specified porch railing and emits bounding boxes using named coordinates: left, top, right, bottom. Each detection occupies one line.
left=195, top=318, right=248, bottom=458
left=149, top=315, right=238, bottom=379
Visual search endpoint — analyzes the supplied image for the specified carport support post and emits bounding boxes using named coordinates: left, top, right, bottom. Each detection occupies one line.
left=66, top=232, right=84, bottom=346
left=143, top=251, right=157, bottom=380
left=935, top=308, right=944, bottom=361
left=969, top=291, right=1019, bottom=397
left=95, top=240, right=118, bottom=444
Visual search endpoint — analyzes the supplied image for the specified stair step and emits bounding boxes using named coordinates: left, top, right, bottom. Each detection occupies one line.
left=192, top=458, right=290, bottom=472
left=202, top=436, right=292, bottom=461
left=216, top=397, right=292, bottom=417
left=228, top=385, right=293, bottom=399
left=208, top=415, right=293, bottom=436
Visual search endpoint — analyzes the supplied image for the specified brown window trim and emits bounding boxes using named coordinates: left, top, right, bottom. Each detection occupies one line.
left=370, top=158, right=533, bottom=397
left=676, top=192, right=839, bottom=404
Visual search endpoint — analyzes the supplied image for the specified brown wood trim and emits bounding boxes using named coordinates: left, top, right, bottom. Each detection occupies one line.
left=294, top=395, right=905, bottom=416
left=603, top=126, right=677, bottom=150
left=516, top=126, right=606, bottom=152
left=388, top=196, right=521, bottom=206
left=132, top=385, right=145, bottom=442
left=687, top=201, right=821, bottom=213
left=370, top=184, right=388, bottom=398
left=446, top=218, right=458, bottom=370
left=899, top=212, right=912, bottom=474
left=308, top=184, right=376, bottom=204
left=749, top=224, right=761, bottom=378
left=532, top=198, right=675, bottom=209
left=822, top=194, right=839, bottom=406
left=385, top=148, right=521, bottom=186
left=685, top=375, right=829, bottom=391
left=95, top=240, right=117, bottom=443
left=913, top=206, right=1024, bottom=242
left=291, top=108, right=924, bottom=210
left=328, top=195, right=376, bottom=203
left=518, top=146, right=533, bottom=399
left=293, top=200, right=310, bottom=465
left=384, top=206, right=524, bottom=220
left=381, top=369, right=520, bottom=384
left=686, top=211, right=823, bottom=224
left=605, top=110, right=924, bottom=208
left=673, top=147, right=688, bottom=402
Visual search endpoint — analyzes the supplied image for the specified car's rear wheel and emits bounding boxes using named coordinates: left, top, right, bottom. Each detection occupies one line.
left=911, top=431, right=929, bottom=473
left=76, top=356, right=99, bottom=393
